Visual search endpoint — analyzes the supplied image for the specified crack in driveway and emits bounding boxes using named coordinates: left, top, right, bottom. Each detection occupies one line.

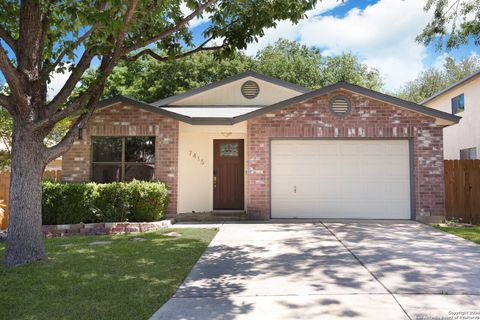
left=321, top=221, right=412, bottom=320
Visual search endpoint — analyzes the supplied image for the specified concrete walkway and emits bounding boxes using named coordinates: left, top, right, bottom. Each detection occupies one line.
left=151, top=221, right=480, bottom=320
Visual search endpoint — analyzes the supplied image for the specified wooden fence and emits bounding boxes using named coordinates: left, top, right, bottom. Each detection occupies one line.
left=444, top=160, right=480, bottom=224
left=0, top=172, right=9, bottom=230
left=0, top=170, right=62, bottom=230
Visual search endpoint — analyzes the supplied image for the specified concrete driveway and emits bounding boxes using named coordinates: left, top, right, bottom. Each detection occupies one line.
left=151, top=221, right=480, bottom=320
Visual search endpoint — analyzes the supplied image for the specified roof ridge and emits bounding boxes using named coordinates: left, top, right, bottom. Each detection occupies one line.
left=95, top=81, right=460, bottom=126
left=151, top=71, right=310, bottom=107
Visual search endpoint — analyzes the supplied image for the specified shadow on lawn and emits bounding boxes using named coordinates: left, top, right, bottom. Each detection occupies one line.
left=0, top=229, right=216, bottom=320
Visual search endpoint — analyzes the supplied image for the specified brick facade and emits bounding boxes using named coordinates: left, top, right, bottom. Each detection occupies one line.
left=62, top=103, right=179, bottom=214
left=246, top=89, right=445, bottom=220
left=63, top=89, right=446, bottom=221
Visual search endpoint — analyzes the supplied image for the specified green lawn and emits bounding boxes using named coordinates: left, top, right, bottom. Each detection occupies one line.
left=434, top=225, right=480, bottom=244
left=0, top=228, right=217, bottom=320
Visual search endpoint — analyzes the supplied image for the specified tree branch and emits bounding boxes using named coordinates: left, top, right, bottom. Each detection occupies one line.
left=45, top=49, right=95, bottom=113
left=45, top=87, right=104, bottom=162
left=125, top=42, right=226, bottom=62
left=46, top=0, right=139, bottom=115
left=0, top=44, right=27, bottom=112
left=46, top=27, right=96, bottom=75
left=45, top=110, right=90, bottom=162
left=123, top=0, right=217, bottom=54
left=0, top=25, right=16, bottom=52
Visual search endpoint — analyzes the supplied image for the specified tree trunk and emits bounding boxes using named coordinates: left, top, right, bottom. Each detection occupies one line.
left=5, top=123, right=47, bottom=267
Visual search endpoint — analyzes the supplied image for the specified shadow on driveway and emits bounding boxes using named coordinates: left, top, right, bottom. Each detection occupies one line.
left=151, top=221, right=480, bottom=320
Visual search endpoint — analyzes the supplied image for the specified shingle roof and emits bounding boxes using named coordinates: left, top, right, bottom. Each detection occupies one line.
left=96, top=79, right=460, bottom=126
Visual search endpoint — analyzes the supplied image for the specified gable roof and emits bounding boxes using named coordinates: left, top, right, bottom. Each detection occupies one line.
left=151, top=70, right=310, bottom=107
left=232, top=81, right=460, bottom=125
left=96, top=95, right=194, bottom=123
left=96, top=81, right=460, bottom=126
left=421, top=69, right=480, bottom=104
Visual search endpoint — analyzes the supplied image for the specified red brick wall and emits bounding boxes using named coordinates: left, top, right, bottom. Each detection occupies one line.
left=62, top=103, right=179, bottom=214
left=247, top=89, right=445, bottom=221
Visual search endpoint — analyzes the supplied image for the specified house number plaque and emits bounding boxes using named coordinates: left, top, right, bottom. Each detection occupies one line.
left=188, top=150, right=205, bottom=165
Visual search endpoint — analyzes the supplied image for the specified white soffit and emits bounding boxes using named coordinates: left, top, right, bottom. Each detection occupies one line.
left=160, top=107, right=262, bottom=118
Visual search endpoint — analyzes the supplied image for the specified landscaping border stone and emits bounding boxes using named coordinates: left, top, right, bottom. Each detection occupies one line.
left=42, top=220, right=173, bottom=238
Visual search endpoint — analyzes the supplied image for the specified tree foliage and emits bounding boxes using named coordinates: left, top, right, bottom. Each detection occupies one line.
left=0, top=107, right=71, bottom=169
left=94, top=39, right=383, bottom=103
left=0, top=0, right=320, bottom=165
left=418, top=0, right=480, bottom=49
left=94, top=49, right=255, bottom=103
left=255, top=40, right=383, bottom=90
left=396, top=55, right=480, bottom=103
left=0, top=0, right=322, bottom=266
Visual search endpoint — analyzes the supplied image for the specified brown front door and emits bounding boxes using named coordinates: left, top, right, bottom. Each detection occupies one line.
left=213, top=139, right=244, bottom=210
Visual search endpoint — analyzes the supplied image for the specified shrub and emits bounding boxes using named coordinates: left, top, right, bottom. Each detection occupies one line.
left=42, top=180, right=97, bottom=225
left=42, top=180, right=168, bottom=224
left=127, top=180, right=169, bottom=222
left=93, top=183, right=131, bottom=223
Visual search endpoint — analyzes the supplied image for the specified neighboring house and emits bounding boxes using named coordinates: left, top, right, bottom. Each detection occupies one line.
left=62, top=71, right=459, bottom=221
left=422, top=70, right=480, bottom=160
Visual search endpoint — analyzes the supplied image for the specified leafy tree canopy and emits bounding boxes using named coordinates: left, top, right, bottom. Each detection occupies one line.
left=396, top=55, right=480, bottom=103
left=0, top=0, right=323, bottom=266
left=93, top=39, right=383, bottom=103
left=418, top=0, right=480, bottom=50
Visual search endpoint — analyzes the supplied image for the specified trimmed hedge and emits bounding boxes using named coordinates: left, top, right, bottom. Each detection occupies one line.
left=42, top=180, right=169, bottom=225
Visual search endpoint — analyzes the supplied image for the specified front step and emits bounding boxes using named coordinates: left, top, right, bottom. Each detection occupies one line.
left=212, top=210, right=246, bottom=216
left=168, top=211, right=248, bottom=222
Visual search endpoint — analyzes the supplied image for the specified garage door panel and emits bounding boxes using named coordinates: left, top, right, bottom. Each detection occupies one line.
left=271, top=140, right=411, bottom=219
left=384, top=182, right=410, bottom=200
left=386, top=201, right=411, bottom=218
left=341, top=181, right=371, bottom=200
left=271, top=177, right=296, bottom=196
left=385, top=141, right=409, bottom=155
left=340, top=142, right=363, bottom=155
left=341, top=158, right=363, bottom=177
left=296, top=142, right=321, bottom=156
left=272, top=141, right=297, bottom=155
left=317, top=157, right=340, bottom=175
left=316, top=143, right=339, bottom=155
left=361, top=143, right=384, bottom=155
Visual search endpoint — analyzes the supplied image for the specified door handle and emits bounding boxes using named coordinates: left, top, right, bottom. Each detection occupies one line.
left=213, top=175, right=217, bottom=188
left=294, top=186, right=296, bottom=193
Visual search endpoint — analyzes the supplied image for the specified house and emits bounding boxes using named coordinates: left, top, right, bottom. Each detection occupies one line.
left=62, top=71, right=459, bottom=221
left=422, top=70, right=480, bottom=160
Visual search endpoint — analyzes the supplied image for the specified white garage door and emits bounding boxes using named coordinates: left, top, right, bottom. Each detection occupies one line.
left=271, top=140, right=411, bottom=219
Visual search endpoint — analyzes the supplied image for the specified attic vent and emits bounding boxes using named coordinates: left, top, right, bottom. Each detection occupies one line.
left=241, top=81, right=260, bottom=99
left=329, top=96, right=351, bottom=117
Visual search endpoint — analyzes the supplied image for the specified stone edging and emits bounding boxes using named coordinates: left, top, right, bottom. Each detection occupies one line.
left=42, top=220, right=173, bottom=238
